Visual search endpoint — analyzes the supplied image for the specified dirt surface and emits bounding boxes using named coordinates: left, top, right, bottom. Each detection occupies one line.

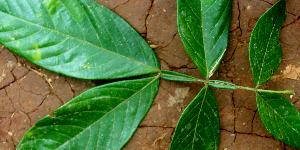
left=1, top=0, right=300, bottom=149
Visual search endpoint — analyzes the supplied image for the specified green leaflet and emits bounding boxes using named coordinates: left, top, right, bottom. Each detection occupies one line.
left=0, top=0, right=160, bottom=80
left=209, top=80, right=237, bottom=89
left=17, top=76, right=159, bottom=150
left=170, top=86, right=220, bottom=150
left=256, top=92, right=300, bottom=148
left=249, top=0, right=286, bottom=87
left=161, top=70, right=201, bottom=82
left=177, top=0, right=232, bottom=79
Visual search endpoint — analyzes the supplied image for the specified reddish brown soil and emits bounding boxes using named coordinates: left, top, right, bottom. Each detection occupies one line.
left=1, top=0, right=300, bottom=150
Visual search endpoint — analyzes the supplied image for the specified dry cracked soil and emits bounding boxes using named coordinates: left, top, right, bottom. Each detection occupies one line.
left=1, top=0, right=300, bottom=150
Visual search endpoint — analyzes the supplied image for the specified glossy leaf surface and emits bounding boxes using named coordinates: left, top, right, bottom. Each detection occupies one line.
left=0, top=0, right=160, bottom=80
left=161, top=70, right=200, bottom=82
left=256, top=92, right=300, bottom=148
left=17, top=76, right=159, bottom=150
left=249, top=0, right=286, bottom=87
left=170, top=86, right=219, bottom=150
left=209, top=80, right=237, bottom=89
left=177, top=0, right=232, bottom=79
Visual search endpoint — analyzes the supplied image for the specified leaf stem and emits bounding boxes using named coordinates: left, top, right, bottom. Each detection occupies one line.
left=213, top=81, right=295, bottom=95
left=159, top=70, right=294, bottom=95
left=257, top=89, right=294, bottom=95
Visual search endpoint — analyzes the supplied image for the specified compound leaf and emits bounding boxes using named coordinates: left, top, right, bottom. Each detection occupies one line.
left=249, top=0, right=286, bottom=87
left=177, top=0, right=232, bottom=79
left=170, top=86, right=219, bottom=150
left=257, top=92, right=300, bottom=148
left=0, top=0, right=160, bottom=80
left=17, top=76, right=159, bottom=150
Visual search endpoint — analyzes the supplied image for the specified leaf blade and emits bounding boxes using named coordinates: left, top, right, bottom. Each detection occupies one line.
left=170, top=86, right=220, bottom=150
left=209, top=80, right=237, bottom=89
left=161, top=70, right=201, bottom=82
left=249, top=0, right=286, bottom=87
left=256, top=92, right=300, bottom=148
left=17, top=76, right=160, bottom=150
left=0, top=0, right=160, bottom=80
left=177, top=0, right=232, bottom=78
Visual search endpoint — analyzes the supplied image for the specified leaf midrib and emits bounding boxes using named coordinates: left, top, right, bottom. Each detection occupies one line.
left=0, top=11, right=160, bottom=72
left=192, top=85, right=208, bottom=149
left=200, top=0, right=208, bottom=79
left=184, top=0, right=209, bottom=79
left=255, top=16, right=278, bottom=87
